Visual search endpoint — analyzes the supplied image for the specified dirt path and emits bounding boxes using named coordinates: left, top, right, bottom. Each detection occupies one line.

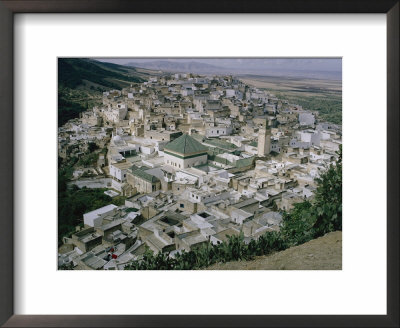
left=207, top=231, right=342, bottom=270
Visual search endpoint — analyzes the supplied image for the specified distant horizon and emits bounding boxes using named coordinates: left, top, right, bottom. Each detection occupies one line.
left=95, top=58, right=342, bottom=80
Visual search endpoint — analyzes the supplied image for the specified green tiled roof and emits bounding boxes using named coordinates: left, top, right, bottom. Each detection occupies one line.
left=235, top=156, right=255, bottom=168
left=203, top=138, right=238, bottom=151
left=215, top=155, right=232, bottom=165
left=190, top=133, right=205, bottom=142
left=249, top=141, right=258, bottom=147
left=131, top=168, right=160, bottom=183
left=164, top=134, right=208, bottom=155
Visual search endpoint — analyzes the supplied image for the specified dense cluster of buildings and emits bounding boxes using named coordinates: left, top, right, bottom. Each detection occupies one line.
left=58, top=72, right=342, bottom=270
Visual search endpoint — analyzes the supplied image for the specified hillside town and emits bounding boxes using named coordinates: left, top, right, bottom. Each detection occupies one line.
left=58, top=72, right=342, bottom=270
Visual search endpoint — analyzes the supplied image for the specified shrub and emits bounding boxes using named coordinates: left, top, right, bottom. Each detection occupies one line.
left=281, top=145, right=342, bottom=244
left=124, top=231, right=287, bottom=271
left=312, top=145, right=342, bottom=236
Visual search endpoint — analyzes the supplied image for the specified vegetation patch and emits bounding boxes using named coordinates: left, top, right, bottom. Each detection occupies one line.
left=58, top=157, right=126, bottom=245
left=275, top=91, right=342, bottom=125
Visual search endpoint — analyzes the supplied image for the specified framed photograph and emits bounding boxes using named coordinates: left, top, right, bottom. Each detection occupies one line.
left=1, top=1, right=398, bottom=327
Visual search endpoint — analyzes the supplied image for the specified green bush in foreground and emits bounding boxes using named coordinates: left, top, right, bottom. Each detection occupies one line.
left=125, top=146, right=342, bottom=270
left=125, top=231, right=287, bottom=270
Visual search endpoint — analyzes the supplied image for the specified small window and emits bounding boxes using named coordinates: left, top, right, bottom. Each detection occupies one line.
left=180, top=204, right=184, bottom=208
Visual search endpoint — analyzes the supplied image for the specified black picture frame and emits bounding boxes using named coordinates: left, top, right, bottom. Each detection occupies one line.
left=0, top=1, right=398, bottom=327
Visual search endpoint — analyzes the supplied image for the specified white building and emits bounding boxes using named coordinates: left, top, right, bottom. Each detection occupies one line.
left=109, top=161, right=133, bottom=182
left=225, top=89, right=236, bottom=98
left=188, top=189, right=231, bottom=204
left=299, top=112, right=315, bottom=126
left=298, top=130, right=321, bottom=147
left=231, top=208, right=253, bottom=225
left=205, top=125, right=233, bottom=138
left=104, top=104, right=128, bottom=123
left=83, top=204, right=118, bottom=227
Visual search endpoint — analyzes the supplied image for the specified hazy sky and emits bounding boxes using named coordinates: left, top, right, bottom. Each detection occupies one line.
left=97, top=58, right=341, bottom=72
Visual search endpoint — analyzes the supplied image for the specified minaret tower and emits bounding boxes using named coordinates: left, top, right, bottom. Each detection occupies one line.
left=257, top=125, right=271, bottom=157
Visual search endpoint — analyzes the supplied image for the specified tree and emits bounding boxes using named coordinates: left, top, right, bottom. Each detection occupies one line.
left=312, top=145, right=342, bottom=237
left=88, top=142, right=99, bottom=153
left=281, top=145, right=342, bottom=244
left=59, top=262, right=74, bottom=270
left=78, top=152, right=98, bottom=167
left=280, top=201, right=315, bottom=246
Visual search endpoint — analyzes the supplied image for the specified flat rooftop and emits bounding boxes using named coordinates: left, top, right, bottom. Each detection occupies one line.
left=84, top=204, right=117, bottom=218
left=111, top=161, right=134, bottom=170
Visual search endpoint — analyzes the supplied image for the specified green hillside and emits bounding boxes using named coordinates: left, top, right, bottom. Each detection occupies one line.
left=58, top=58, right=148, bottom=126
left=58, top=58, right=145, bottom=89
